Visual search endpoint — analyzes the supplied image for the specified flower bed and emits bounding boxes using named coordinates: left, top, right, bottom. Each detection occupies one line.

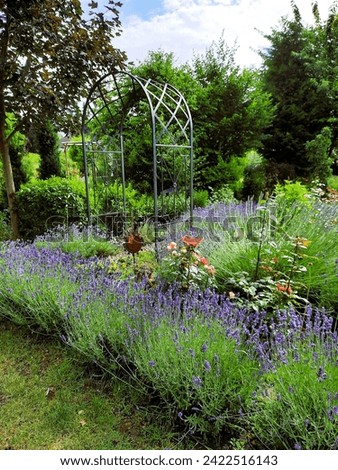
left=1, top=240, right=338, bottom=449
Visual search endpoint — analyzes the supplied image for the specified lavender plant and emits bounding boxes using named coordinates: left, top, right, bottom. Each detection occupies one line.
left=0, top=242, right=79, bottom=331
left=128, top=313, right=260, bottom=437
left=246, top=305, right=338, bottom=449
left=250, top=341, right=338, bottom=449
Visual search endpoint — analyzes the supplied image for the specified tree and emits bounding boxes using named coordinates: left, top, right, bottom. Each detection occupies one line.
left=260, top=1, right=337, bottom=181
left=189, top=37, right=274, bottom=189
left=108, top=44, right=273, bottom=193
left=36, top=121, right=62, bottom=179
left=0, top=0, right=126, bottom=237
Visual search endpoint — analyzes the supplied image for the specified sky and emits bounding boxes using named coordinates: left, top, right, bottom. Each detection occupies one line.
left=82, top=0, right=335, bottom=69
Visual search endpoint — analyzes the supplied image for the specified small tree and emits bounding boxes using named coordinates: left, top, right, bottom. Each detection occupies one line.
left=260, top=1, right=338, bottom=180
left=0, top=0, right=126, bottom=237
left=36, top=121, right=62, bottom=179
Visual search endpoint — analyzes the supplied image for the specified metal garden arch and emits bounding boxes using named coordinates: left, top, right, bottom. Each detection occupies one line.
left=81, top=71, right=194, bottom=254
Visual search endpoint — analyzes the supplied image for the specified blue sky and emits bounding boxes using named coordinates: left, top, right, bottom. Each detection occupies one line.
left=81, top=0, right=334, bottom=69
left=119, top=0, right=164, bottom=20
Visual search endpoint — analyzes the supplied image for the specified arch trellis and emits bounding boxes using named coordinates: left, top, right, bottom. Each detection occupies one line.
left=81, top=71, right=194, bottom=252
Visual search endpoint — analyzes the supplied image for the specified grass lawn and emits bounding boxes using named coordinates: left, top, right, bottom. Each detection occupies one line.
left=0, top=319, right=186, bottom=450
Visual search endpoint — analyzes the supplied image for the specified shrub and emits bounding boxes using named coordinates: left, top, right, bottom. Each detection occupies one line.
left=193, top=189, right=209, bottom=208
left=95, top=181, right=153, bottom=218
left=0, top=211, right=12, bottom=241
left=36, top=121, right=63, bottom=179
left=16, top=177, right=87, bottom=239
left=208, top=184, right=236, bottom=205
left=158, top=236, right=216, bottom=291
left=21, top=153, right=41, bottom=181
left=274, top=180, right=311, bottom=207
left=241, top=152, right=267, bottom=200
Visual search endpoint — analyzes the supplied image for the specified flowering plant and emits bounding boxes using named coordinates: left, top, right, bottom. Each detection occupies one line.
left=158, top=236, right=216, bottom=291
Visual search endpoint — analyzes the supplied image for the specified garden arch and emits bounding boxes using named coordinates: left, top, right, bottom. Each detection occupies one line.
left=81, top=71, right=194, bottom=253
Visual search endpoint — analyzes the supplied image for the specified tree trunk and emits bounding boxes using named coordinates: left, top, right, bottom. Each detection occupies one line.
left=0, top=99, right=20, bottom=239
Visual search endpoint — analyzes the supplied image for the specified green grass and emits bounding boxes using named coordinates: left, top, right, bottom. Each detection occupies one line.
left=0, top=319, right=187, bottom=450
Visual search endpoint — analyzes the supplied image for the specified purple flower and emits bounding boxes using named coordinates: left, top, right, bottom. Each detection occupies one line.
left=201, top=343, right=208, bottom=353
left=149, top=360, right=156, bottom=367
left=192, top=376, right=203, bottom=387
left=328, top=407, right=338, bottom=421
left=317, top=366, right=327, bottom=382
left=204, top=360, right=211, bottom=371
left=189, top=348, right=195, bottom=358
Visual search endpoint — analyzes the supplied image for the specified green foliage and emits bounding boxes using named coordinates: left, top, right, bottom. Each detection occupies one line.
left=0, top=1, right=126, bottom=134
left=208, top=184, right=236, bottom=205
left=0, top=211, right=12, bottom=240
left=3, top=115, right=27, bottom=191
left=8, top=142, right=27, bottom=190
left=91, top=44, right=273, bottom=194
left=16, top=177, right=87, bottom=239
left=241, top=151, right=268, bottom=200
left=0, top=0, right=126, bottom=238
left=95, top=181, right=153, bottom=217
left=35, top=121, right=62, bottom=179
left=190, top=39, right=274, bottom=189
left=327, top=175, right=338, bottom=191
left=305, top=127, right=334, bottom=182
left=21, top=153, right=40, bottom=181
left=104, top=250, right=157, bottom=282
left=274, top=180, right=311, bottom=206
left=193, top=189, right=209, bottom=208
left=260, top=2, right=338, bottom=180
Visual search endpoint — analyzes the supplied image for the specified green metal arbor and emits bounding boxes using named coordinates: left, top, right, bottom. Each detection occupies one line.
left=81, top=71, right=194, bottom=252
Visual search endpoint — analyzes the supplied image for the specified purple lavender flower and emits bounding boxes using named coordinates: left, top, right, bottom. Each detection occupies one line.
left=328, top=406, right=338, bottom=421
left=189, top=348, right=195, bottom=358
left=201, top=343, right=208, bottom=353
left=317, top=366, right=327, bottom=382
left=192, top=376, right=203, bottom=387
left=204, top=360, right=211, bottom=371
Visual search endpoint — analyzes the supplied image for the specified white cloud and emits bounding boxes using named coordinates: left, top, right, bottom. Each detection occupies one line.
left=114, top=0, right=334, bottom=68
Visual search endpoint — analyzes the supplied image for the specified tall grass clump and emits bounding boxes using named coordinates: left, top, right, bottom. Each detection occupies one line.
left=191, top=197, right=337, bottom=313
